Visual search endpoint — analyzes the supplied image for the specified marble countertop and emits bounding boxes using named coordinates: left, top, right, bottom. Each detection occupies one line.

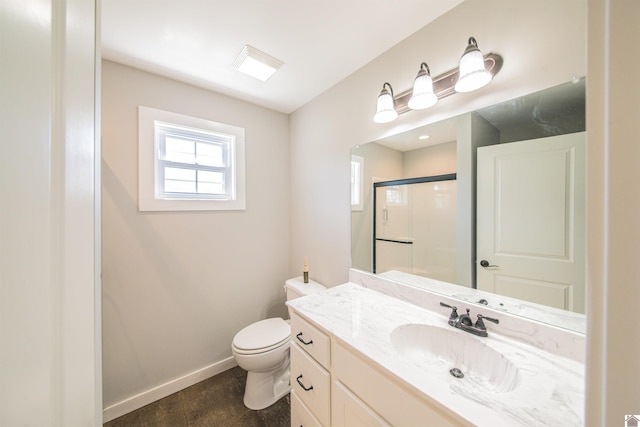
left=287, top=282, right=585, bottom=427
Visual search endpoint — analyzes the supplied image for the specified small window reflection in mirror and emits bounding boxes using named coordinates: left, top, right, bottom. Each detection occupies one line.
left=351, top=155, right=364, bottom=211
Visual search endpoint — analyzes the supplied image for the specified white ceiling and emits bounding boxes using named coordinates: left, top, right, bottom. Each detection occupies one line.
left=101, top=0, right=463, bottom=114
left=372, top=116, right=458, bottom=152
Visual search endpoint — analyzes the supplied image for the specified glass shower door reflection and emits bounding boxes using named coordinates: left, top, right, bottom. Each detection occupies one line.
left=374, top=175, right=457, bottom=283
left=375, top=184, right=414, bottom=273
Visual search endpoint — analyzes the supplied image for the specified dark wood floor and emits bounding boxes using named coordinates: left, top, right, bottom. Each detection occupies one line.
left=104, top=366, right=290, bottom=427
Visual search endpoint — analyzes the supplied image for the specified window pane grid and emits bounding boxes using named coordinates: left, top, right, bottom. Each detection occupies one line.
left=155, top=121, right=233, bottom=201
left=165, top=136, right=195, bottom=164
left=162, top=166, right=227, bottom=197
left=162, top=136, right=227, bottom=167
left=160, top=159, right=226, bottom=173
left=196, top=141, right=224, bottom=167
left=197, top=169, right=225, bottom=195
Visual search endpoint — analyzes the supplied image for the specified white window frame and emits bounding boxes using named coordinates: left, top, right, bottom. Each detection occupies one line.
left=138, top=106, right=246, bottom=211
left=155, top=122, right=234, bottom=200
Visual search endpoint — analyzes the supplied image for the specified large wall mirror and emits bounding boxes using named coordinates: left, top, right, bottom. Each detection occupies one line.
left=351, top=79, right=586, bottom=333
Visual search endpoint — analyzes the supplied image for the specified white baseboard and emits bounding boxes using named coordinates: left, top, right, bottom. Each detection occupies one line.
left=102, top=357, right=237, bottom=423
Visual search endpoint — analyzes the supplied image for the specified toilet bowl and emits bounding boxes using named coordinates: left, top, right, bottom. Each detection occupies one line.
left=231, top=277, right=326, bottom=410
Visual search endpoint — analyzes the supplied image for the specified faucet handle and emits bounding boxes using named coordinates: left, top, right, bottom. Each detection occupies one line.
left=439, top=302, right=459, bottom=325
left=475, top=313, right=499, bottom=330
left=439, top=302, right=458, bottom=314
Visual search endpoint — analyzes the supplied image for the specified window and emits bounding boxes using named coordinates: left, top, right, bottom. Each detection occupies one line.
left=385, top=185, right=407, bottom=206
left=155, top=122, right=232, bottom=199
left=138, top=106, right=245, bottom=211
left=351, top=155, right=364, bottom=211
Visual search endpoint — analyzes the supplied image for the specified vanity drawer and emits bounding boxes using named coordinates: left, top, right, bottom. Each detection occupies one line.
left=291, top=343, right=330, bottom=426
left=291, top=312, right=330, bottom=368
left=291, top=390, right=323, bottom=427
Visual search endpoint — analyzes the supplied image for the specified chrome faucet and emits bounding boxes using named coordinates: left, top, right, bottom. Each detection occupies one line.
left=439, top=302, right=499, bottom=337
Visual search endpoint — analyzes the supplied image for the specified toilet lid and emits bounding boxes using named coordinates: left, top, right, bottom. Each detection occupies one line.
left=233, top=318, right=291, bottom=352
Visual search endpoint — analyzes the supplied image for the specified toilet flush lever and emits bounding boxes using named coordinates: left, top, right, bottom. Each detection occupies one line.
left=296, top=332, right=313, bottom=345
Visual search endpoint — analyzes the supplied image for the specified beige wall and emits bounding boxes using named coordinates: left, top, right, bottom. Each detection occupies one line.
left=101, top=61, right=290, bottom=410
left=403, top=141, right=457, bottom=179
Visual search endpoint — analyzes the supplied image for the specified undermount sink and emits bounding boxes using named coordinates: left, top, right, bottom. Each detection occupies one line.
left=390, top=324, right=521, bottom=393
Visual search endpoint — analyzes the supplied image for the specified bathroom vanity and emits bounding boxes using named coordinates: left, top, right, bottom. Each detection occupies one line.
left=287, top=278, right=585, bottom=426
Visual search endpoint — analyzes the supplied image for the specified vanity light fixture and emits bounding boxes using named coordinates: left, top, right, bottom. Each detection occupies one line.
left=373, top=82, right=399, bottom=124
left=233, top=45, right=283, bottom=82
left=373, top=36, right=502, bottom=123
left=407, top=62, right=438, bottom=110
left=454, top=37, right=493, bottom=93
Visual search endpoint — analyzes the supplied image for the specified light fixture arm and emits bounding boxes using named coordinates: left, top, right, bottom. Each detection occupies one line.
left=463, top=37, right=481, bottom=56
left=418, top=62, right=430, bottom=76
left=381, top=82, right=394, bottom=98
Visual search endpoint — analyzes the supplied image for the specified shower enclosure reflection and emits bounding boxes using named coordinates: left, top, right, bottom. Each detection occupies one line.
left=373, top=175, right=457, bottom=284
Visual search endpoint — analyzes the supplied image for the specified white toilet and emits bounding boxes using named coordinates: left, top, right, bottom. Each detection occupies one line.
left=231, top=277, right=326, bottom=410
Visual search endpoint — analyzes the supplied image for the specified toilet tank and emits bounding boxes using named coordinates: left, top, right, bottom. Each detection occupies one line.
left=284, top=276, right=326, bottom=301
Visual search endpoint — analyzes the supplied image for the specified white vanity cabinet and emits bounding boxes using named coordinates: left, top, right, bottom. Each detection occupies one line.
left=288, top=282, right=586, bottom=427
left=290, top=311, right=466, bottom=427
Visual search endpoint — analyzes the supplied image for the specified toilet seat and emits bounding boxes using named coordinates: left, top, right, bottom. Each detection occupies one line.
left=232, top=336, right=290, bottom=355
left=232, top=318, right=291, bottom=355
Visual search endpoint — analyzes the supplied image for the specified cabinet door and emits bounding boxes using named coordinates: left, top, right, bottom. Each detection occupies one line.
left=291, top=391, right=323, bottom=427
left=332, top=381, right=391, bottom=427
